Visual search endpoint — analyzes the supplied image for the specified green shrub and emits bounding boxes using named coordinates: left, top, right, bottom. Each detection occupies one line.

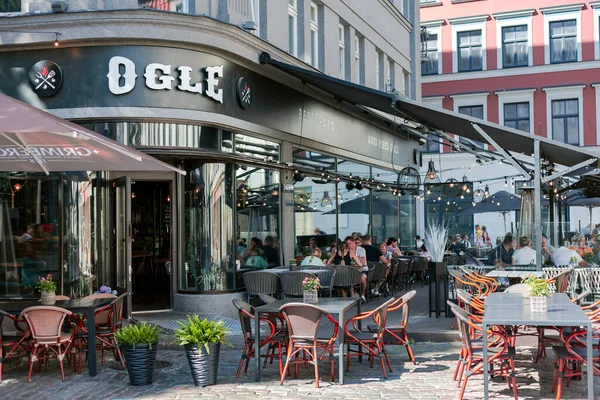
left=115, top=322, right=160, bottom=349
left=174, top=315, right=230, bottom=355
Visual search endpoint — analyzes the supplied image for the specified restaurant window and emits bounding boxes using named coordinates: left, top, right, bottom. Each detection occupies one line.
left=422, top=32, right=439, bottom=75
left=551, top=99, right=579, bottom=145
left=423, top=133, right=440, bottom=153
left=503, top=102, right=530, bottom=133
left=289, top=0, right=299, bottom=57
left=457, top=30, right=483, bottom=72
left=310, top=2, right=319, bottom=68
left=550, top=20, right=577, bottom=64
left=293, top=149, right=337, bottom=258
left=179, top=164, right=235, bottom=292
left=502, top=25, right=528, bottom=68
left=235, top=167, right=281, bottom=268
left=371, top=168, right=399, bottom=245
left=234, top=133, right=280, bottom=161
left=337, top=160, right=370, bottom=239
left=399, top=195, right=416, bottom=247
left=0, top=0, right=20, bottom=12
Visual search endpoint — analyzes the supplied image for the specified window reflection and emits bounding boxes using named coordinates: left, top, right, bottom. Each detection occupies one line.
left=337, top=160, right=370, bottom=239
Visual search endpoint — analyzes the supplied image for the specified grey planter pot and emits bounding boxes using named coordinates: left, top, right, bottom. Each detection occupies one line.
left=120, top=342, right=158, bottom=386
left=184, top=343, right=221, bottom=387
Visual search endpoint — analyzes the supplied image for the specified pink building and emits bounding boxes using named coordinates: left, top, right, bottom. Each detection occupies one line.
left=420, top=0, right=600, bottom=151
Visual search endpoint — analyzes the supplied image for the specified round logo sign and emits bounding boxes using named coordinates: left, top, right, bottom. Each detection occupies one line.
left=236, top=77, right=252, bottom=109
left=28, top=60, right=63, bottom=97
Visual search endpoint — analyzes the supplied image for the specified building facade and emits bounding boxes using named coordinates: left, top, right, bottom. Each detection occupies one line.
left=0, top=0, right=420, bottom=316
left=419, top=0, right=600, bottom=242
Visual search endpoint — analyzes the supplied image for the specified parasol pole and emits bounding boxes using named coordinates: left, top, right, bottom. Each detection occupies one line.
left=590, top=205, right=593, bottom=237
left=502, top=211, right=508, bottom=234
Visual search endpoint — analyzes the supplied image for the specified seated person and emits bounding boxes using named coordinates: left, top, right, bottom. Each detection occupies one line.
left=447, top=234, right=465, bottom=254
left=512, top=236, right=536, bottom=265
left=245, top=249, right=268, bottom=270
left=18, top=225, right=34, bottom=243
left=552, top=240, right=589, bottom=267
left=487, top=234, right=514, bottom=267
left=261, top=235, right=279, bottom=266
left=386, top=237, right=402, bottom=257
left=362, top=235, right=389, bottom=266
left=301, top=248, right=325, bottom=266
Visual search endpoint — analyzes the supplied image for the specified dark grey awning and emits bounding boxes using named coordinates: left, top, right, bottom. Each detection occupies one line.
left=260, top=52, right=599, bottom=170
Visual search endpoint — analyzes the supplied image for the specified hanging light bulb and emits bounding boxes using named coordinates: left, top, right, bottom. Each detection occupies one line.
left=472, top=201, right=476, bottom=206
left=13, top=183, right=21, bottom=191
left=131, top=192, right=136, bottom=199
left=460, top=193, right=464, bottom=199
left=504, top=177, right=507, bottom=187
left=321, top=191, right=332, bottom=207
left=466, top=187, right=471, bottom=194
left=426, top=186, right=431, bottom=195
left=425, top=160, right=440, bottom=183
left=54, top=32, right=61, bottom=47
left=484, top=185, right=489, bottom=197
left=166, top=195, right=171, bottom=202
left=437, top=195, right=441, bottom=201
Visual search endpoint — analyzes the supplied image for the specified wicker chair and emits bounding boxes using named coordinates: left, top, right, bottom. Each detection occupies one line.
left=300, top=266, right=336, bottom=297
left=396, top=257, right=412, bottom=291
left=21, top=306, right=75, bottom=382
left=332, top=266, right=362, bottom=297
left=0, top=310, right=30, bottom=382
left=366, top=263, right=388, bottom=301
left=243, top=271, right=281, bottom=304
left=279, top=302, right=339, bottom=388
left=412, top=256, right=429, bottom=286
left=280, top=272, right=317, bottom=298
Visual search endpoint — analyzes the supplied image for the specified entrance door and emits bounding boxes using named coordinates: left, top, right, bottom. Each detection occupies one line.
left=112, top=176, right=132, bottom=319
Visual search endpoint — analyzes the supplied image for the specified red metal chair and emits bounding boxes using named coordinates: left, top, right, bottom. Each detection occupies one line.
left=0, top=309, right=30, bottom=382
left=20, top=306, right=75, bottom=382
left=278, top=302, right=339, bottom=388
left=344, top=297, right=395, bottom=378
left=232, top=299, right=285, bottom=378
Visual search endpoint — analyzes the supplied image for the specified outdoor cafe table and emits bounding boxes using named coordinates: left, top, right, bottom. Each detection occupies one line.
left=485, top=270, right=544, bottom=279
left=263, top=269, right=330, bottom=277
left=0, top=297, right=114, bottom=377
left=482, top=293, right=594, bottom=399
left=254, top=297, right=360, bottom=385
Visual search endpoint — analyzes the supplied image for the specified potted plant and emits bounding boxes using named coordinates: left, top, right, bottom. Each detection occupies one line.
left=174, top=315, right=230, bottom=387
left=523, top=275, right=549, bottom=313
left=115, top=322, right=161, bottom=386
left=289, top=258, right=298, bottom=271
left=424, top=219, right=449, bottom=276
left=302, top=276, right=321, bottom=304
left=36, top=273, right=57, bottom=305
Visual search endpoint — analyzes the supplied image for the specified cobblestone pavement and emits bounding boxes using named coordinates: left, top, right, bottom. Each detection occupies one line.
left=1, top=337, right=597, bottom=399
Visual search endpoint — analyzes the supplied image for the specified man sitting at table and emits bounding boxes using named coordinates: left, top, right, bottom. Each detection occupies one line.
left=552, top=240, right=589, bottom=267
left=512, top=236, right=536, bottom=265
left=362, top=235, right=389, bottom=266
left=487, top=234, right=514, bottom=266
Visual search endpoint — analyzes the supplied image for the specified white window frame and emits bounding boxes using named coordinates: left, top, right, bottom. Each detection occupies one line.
left=403, top=68, right=410, bottom=97
left=288, top=0, right=298, bottom=57
left=543, top=11, right=582, bottom=65
left=421, top=23, right=443, bottom=75
left=593, top=4, right=600, bottom=60
left=339, top=24, right=346, bottom=79
left=421, top=96, right=444, bottom=153
left=496, top=88, right=535, bottom=134
left=451, top=18, right=487, bottom=73
left=310, top=2, right=319, bottom=68
left=354, top=35, right=361, bottom=84
left=495, top=16, right=533, bottom=69
left=375, top=51, right=382, bottom=90
left=593, top=83, right=600, bottom=144
left=542, top=85, right=584, bottom=144
left=451, top=92, right=489, bottom=149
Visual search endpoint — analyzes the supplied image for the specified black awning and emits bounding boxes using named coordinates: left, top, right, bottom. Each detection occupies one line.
left=260, top=52, right=599, bottom=170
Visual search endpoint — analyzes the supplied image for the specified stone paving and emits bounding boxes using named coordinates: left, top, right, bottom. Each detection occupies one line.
left=1, top=334, right=598, bottom=399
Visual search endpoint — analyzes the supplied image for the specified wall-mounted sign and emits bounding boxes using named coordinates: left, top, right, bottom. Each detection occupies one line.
left=283, top=183, right=295, bottom=193
left=236, top=77, right=252, bottom=109
left=106, top=56, right=224, bottom=103
left=28, top=60, right=63, bottom=97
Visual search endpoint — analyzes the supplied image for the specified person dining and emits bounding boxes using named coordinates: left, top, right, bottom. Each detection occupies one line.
left=362, top=235, right=389, bottom=266
left=386, top=237, right=402, bottom=257
left=487, top=234, right=514, bottom=267
left=541, top=234, right=555, bottom=263
left=552, top=240, right=589, bottom=267
left=301, top=248, right=325, bottom=266
left=511, top=236, right=536, bottom=265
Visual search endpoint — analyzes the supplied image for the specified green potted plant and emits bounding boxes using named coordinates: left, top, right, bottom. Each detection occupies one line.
left=174, top=315, right=230, bottom=387
left=289, top=258, right=298, bottom=271
left=302, top=276, right=321, bottom=304
left=36, top=273, right=57, bottom=305
left=115, top=322, right=161, bottom=386
left=523, top=275, right=549, bottom=313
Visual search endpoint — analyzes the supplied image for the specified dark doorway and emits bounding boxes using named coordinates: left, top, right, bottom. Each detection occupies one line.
left=130, top=181, right=172, bottom=311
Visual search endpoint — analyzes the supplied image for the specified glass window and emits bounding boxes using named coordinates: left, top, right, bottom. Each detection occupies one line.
left=0, top=0, right=20, bottom=12
left=339, top=25, right=346, bottom=79
left=457, top=30, right=483, bottom=72
left=371, top=168, right=399, bottom=245
left=234, top=133, right=280, bottom=161
left=422, top=32, right=439, bottom=75
left=503, top=102, right=530, bottom=132
left=354, top=35, right=361, bottom=84
left=337, top=160, right=370, bottom=239
left=400, top=196, right=416, bottom=247
left=310, top=2, right=319, bottom=68
left=288, top=1, right=298, bottom=57
left=423, top=133, right=440, bottom=153
left=502, top=25, right=528, bottom=68
left=375, top=51, right=382, bottom=90
left=235, top=167, right=281, bottom=268
left=550, top=20, right=577, bottom=64
left=458, top=105, right=485, bottom=147
left=180, top=164, right=235, bottom=292
left=551, top=99, right=579, bottom=145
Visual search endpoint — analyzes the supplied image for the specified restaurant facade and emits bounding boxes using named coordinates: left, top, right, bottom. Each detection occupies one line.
left=0, top=10, right=420, bottom=316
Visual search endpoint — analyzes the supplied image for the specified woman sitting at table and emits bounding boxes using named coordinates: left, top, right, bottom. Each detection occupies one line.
left=245, top=249, right=268, bottom=270
left=301, top=248, right=325, bottom=266
left=326, top=241, right=353, bottom=266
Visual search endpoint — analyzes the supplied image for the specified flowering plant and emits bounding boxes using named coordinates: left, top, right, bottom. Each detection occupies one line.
left=569, top=256, right=578, bottom=264
left=95, top=285, right=118, bottom=295
left=35, top=274, right=57, bottom=293
left=302, top=277, right=321, bottom=291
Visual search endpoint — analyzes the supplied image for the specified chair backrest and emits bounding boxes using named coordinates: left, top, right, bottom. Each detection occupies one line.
left=412, top=257, right=428, bottom=272
left=312, top=267, right=336, bottom=288
left=55, top=295, right=70, bottom=301
left=280, top=272, right=317, bottom=297
left=232, top=299, right=254, bottom=338
left=572, top=289, right=592, bottom=305
left=504, top=283, right=528, bottom=294
left=243, top=271, right=281, bottom=296
left=257, top=293, right=278, bottom=304
left=279, top=302, right=327, bottom=341
left=109, top=292, right=128, bottom=330
left=554, top=269, right=571, bottom=293
left=332, top=266, right=362, bottom=287
left=388, top=290, right=416, bottom=327
left=396, top=258, right=410, bottom=275
left=371, top=297, right=396, bottom=339
left=21, top=306, right=72, bottom=342
left=85, top=293, right=118, bottom=326
left=368, top=263, right=388, bottom=283
left=450, top=305, right=473, bottom=351
left=271, top=265, right=289, bottom=270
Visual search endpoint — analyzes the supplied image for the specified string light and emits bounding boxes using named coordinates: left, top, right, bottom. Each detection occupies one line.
left=54, top=32, right=61, bottom=47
